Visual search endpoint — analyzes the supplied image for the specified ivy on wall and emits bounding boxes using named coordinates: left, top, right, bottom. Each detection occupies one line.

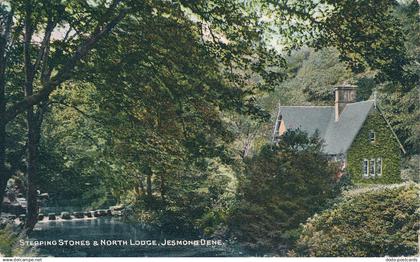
left=347, top=110, right=402, bottom=184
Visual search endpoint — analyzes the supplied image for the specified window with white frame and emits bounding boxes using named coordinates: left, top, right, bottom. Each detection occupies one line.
left=363, top=159, right=369, bottom=177
left=368, top=130, right=375, bottom=143
left=377, top=158, right=382, bottom=176
left=370, top=159, right=375, bottom=177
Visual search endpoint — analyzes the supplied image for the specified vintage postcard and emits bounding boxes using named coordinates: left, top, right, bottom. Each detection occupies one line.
left=0, top=0, right=418, bottom=260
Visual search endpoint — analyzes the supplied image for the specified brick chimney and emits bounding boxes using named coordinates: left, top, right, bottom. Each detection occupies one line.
left=335, top=85, right=356, bottom=121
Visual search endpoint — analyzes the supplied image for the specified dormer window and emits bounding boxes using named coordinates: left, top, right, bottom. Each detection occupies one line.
left=368, top=130, right=375, bottom=143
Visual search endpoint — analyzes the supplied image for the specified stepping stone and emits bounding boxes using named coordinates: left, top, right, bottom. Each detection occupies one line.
left=60, top=212, right=72, bottom=220
left=48, top=213, right=56, bottom=220
left=93, top=210, right=107, bottom=217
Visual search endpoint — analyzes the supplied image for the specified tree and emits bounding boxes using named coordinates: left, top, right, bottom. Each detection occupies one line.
left=0, top=0, right=415, bottom=232
left=262, top=1, right=419, bottom=157
left=0, top=0, right=130, bottom=229
left=266, top=0, right=414, bottom=87
left=38, top=83, right=115, bottom=209
left=378, top=1, right=420, bottom=155
left=74, top=3, right=275, bottom=233
left=229, top=130, right=339, bottom=255
left=295, top=183, right=419, bottom=257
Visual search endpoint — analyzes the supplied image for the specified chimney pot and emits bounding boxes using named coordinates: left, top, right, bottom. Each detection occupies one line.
left=335, top=85, right=356, bottom=121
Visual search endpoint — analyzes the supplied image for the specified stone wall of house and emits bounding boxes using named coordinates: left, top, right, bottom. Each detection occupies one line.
left=346, top=110, right=402, bottom=184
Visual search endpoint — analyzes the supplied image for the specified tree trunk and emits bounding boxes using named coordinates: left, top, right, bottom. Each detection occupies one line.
left=0, top=149, right=7, bottom=215
left=139, top=178, right=145, bottom=195
left=0, top=55, right=7, bottom=214
left=159, top=173, right=165, bottom=202
left=25, top=107, right=38, bottom=231
left=0, top=110, right=7, bottom=214
left=146, top=171, right=152, bottom=199
left=0, top=8, right=13, bottom=214
left=23, top=3, right=38, bottom=231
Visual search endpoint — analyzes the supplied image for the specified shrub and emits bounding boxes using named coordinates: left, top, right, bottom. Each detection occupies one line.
left=295, top=183, right=419, bottom=257
left=0, top=222, right=36, bottom=257
left=229, top=130, right=339, bottom=255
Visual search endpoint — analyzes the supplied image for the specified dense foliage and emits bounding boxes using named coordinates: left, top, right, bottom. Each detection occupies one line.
left=229, top=130, right=339, bottom=255
left=347, top=112, right=402, bottom=184
left=37, top=85, right=114, bottom=209
left=264, top=1, right=419, bottom=156
left=378, top=1, right=420, bottom=155
left=0, top=222, right=35, bottom=256
left=0, top=0, right=416, bottom=257
left=295, top=183, right=419, bottom=257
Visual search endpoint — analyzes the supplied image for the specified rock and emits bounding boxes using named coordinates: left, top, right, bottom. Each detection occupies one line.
left=61, top=212, right=72, bottom=220
left=94, top=210, right=107, bottom=217
left=48, top=213, right=56, bottom=220
left=110, top=205, right=124, bottom=211
left=16, top=198, right=27, bottom=208
left=37, top=213, right=44, bottom=221
left=106, top=209, right=112, bottom=216
left=2, top=202, right=26, bottom=215
left=111, top=210, right=122, bottom=216
left=85, top=212, right=92, bottom=218
left=19, top=214, right=26, bottom=221
left=38, top=193, right=49, bottom=200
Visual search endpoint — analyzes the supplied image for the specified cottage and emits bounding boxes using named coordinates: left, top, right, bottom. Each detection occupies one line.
left=272, top=85, right=405, bottom=184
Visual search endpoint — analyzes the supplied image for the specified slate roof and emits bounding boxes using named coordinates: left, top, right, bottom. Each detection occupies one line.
left=278, top=100, right=375, bottom=155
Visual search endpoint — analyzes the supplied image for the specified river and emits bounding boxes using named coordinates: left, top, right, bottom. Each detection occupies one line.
left=29, top=217, right=242, bottom=257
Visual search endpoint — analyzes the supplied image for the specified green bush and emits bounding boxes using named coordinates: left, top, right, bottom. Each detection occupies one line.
left=0, top=223, right=36, bottom=257
left=229, top=130, right=339, bottom=255
left=295, top=183, right=419, bottom=257
left=122, top=168, right=236, bottom=238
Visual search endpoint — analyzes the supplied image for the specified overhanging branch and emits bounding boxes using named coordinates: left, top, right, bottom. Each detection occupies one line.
left=4, top=5, right=129, bottom=124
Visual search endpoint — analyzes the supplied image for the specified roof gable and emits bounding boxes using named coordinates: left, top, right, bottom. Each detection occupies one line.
left=280, top=106, right=334, bottom=139
left=323, top=101, right=374, bottom=154
left=278, top=101, right=375, bottom=155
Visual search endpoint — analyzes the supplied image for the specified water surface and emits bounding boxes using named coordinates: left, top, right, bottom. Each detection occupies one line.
left=29, top=217, right=239, bottom=257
